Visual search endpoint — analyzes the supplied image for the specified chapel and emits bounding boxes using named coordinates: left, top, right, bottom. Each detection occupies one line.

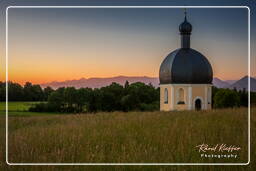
left=159, top=11, right=213, bottom=111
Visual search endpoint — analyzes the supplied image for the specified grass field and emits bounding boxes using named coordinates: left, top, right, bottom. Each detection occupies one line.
left=0, top=102, right=255, bottom=170
left=0, top=102, right=41, bottom=112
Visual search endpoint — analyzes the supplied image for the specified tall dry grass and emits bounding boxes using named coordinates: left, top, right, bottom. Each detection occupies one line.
left=0, top=107, right=255, bottom=170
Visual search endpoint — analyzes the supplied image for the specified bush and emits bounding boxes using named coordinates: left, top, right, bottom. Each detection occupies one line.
left=213, top=89, right=240, bottom=108
left=29, top=103, right=49, bottom=112
left=139, top=101, right=159, bottom=111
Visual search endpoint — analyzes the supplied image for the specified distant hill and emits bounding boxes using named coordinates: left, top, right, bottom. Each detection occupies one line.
left=212, top=77, right=230, bottom=88
left=40, top=75, right=256, bottom=92
left=41, top=76, right=159, bottom=89
left=225, top=80, right=237, bottom=85
left=228, top=76, right=256, bottom=92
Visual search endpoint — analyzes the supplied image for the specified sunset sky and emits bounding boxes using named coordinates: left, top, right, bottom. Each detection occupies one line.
left=0, top=0, right=255, bottom=85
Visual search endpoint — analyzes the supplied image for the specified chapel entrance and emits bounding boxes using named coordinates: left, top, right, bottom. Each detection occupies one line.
left=195, top=99, right=202, bottom=110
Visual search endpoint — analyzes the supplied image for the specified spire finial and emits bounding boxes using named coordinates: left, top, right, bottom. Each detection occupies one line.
left=184, top=8, right=187, bottom=21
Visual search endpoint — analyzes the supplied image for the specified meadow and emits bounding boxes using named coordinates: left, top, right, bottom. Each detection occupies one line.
left=0, top=102, right=255, bottom=170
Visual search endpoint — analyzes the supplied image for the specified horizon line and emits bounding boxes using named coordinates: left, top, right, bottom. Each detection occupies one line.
left=1, top=74, right=254, bottom=86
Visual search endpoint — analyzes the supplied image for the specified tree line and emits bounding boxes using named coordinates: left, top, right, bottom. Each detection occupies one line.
left=212, top=87, right=255, bottom=108
left=0, top=81, right=53, bottom=101
left=0, top=81, right=255, bottom=113
left=0, top=81, right=159, bottom=113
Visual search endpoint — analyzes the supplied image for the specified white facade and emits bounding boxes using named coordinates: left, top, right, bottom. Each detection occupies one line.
left=160, top=84, right=212, bottom=111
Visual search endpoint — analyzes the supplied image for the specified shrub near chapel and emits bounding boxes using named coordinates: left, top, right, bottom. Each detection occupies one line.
left=213, top=89, right=240, bottom=108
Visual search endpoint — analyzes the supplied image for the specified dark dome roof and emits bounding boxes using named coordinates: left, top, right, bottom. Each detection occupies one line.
left=179, top=18, right=192, bottom=34
left=159, top=48, right=213, bottom=84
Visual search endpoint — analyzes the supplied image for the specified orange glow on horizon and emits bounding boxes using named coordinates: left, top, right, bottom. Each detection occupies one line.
left=0, top=72, right=251, bottom=86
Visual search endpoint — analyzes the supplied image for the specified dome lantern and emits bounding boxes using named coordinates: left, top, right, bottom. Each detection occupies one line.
left=179, top=9, right=192, bottom=48
left=179, top=9, right=192, bottom=35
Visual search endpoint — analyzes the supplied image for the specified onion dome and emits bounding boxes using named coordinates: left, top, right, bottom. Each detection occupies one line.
left=159, top=48, right=213, bottom=84
left=159, top=9, right=213, bottom=84
left=179, top=16, right=192, bottom=34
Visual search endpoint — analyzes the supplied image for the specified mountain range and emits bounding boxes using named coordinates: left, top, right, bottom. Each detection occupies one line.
left=213, top=76, right=256, bottom=91
left=41, top=76, right=159, bottom=89
left=41, top=75, right=256, bottom=92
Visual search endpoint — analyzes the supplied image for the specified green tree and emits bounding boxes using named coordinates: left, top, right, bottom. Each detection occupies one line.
left=44, top=86, right=54, bottom=101
left=251, top=92, right=256, bottom=107
left=48, top=87, right=65, bottom=112
left=32, top=84, right=44, bottom=101
left=88, top=88, right=103, bottom=112
left=23, top=82, right=44, bottom=101
left=239, top=88, right=248, bottom=107
left=8, top=82, right=24, bottom=101
left=121, top=94, right=132, bottom=111
left=212, top=86, right=219, bottom=108
left=124, top=80, right=129, bottom=89
left=0, top=82, right=5, bottom=101
left=122, top=82, right=159, bottom=111
left=100, top=83, right=124, bottom=111
left=23, top=82, right=33, bottom=101
left=213, top=89, right=240, bottom=108
left=76, top=88, right=93, bottom=112
left=64, top=87, right=77, bottom=112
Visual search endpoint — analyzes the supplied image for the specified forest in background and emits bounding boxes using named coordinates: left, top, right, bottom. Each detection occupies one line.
left=0, top=81, right=255, bottom=113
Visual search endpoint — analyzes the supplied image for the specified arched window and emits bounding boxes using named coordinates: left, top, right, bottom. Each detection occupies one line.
left=164, top=88, right=168, bottom=104
left=177, top=88, right=185, bottom=104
